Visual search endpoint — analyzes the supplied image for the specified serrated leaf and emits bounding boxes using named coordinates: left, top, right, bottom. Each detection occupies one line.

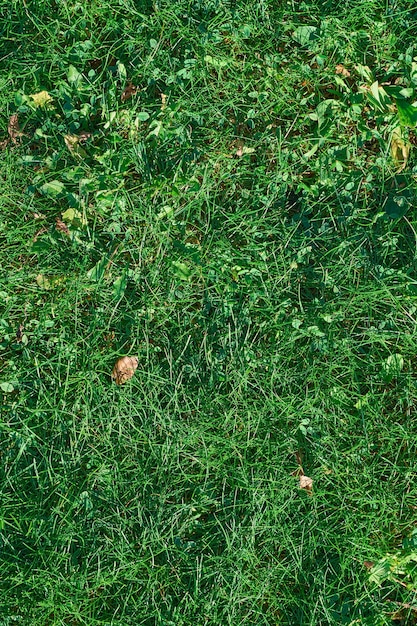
left=369, top=557, right=394, bottom=586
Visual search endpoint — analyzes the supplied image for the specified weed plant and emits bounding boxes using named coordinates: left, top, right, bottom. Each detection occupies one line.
left=1, top=1, right=417, bottom=624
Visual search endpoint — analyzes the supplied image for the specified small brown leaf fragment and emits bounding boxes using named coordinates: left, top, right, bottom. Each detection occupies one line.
left=111, top=356, right=139, bottom=385
left=121, top=82, right=138, bottom=102
left=299, top=474, right=313, bottom=493
left=335, top=64, right=351, bottom=77
left=78, top=132, right=91, bottom=143
left=16, top=324, right=24, bottom=343
left=33, top=226, right=48, bottom=242
left=363, top=561, right=374, bottom=570
left=160, top=93, right=167, bottom=110
left=8, top=114, right=22, bottom=144
left=64, top=134, right=88, bottom=158
left=0, top=138, right=9, bottom=150
left=56, top=217, right=70, bottom=235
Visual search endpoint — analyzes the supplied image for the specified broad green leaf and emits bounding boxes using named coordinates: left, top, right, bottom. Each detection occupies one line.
left=369, top=556, right=395, bottom=586
left=204, top=55, right=229, bottom=69
left=292, top=25, right=318, bottom=47
left=61, top=208, right=86, bottom=228
left=397, top=99, right=417, bottom=127
left=40, top=180, right=65, bottom=197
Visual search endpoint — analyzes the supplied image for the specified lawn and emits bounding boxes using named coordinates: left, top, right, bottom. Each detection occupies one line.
left=1, top=1, right=417, bottom=624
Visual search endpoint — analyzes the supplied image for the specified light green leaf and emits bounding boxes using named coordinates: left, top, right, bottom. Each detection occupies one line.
left=0, top=382, right=14, bottom=393
left=136, top=112, right=150, bottom=121
left=36, top=274, right=66, bottom=290
left=87, top=257, right=108, bottom=282
left=40, top=180, right=65, bottom=197
left=117, top=61, right=127, bottom=82
left=204, top=55, right=229, bottom=69
left=67, top=65, right=82, bottom=84
left=292, top=25, right=318, bottom=47
left=172, top=261, right=192, bottom=281
left=382, top=353, right=404, bottom=379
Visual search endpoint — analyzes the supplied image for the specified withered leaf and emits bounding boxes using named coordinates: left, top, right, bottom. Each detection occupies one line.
left=56, top=217, right=70, bottom=235
left=335, top=64, right=351, bottom=77
left=160, top=92, right=167, bottom=110
left=299, top=474, right=313, bottom=493
left=391, top=127, right=410, bottom=172
left=111, top=356, right=139, bottom=385
left=64, top=134, right=87, bottom=158
left=8, top=114, right=22, bottom=144
left=121, top=83, right=138, bottom=102
left=16, top=324, right=24, bottom=343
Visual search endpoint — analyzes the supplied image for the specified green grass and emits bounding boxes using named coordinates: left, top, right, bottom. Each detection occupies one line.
left=1, top=0, right=417, bottom=624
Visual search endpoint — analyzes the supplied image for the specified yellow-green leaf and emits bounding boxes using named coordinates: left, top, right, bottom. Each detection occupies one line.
left=36, top=274, right=66, bottom=290
left=29, top=90, right=53, bottom=108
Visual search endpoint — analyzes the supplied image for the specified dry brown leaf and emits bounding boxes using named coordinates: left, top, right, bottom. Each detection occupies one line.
left=391, top=127, right=410, bottom=172
left=335, top=64, right=351, bottom=77
left=160, top=93, right=167, bottom=110
left=56, top=217, right=70, bottom=235
left=111, top=356, right=139, bottom=385
left=64, top=134, right=87, bottom=158
left=33, top=226, right=48, bottom=242
left=0, top=138, right=8, bottom=150
left=363, top=561, right=374, bottom=570
left=235, top=142, right=256, bottom=157
left=299, top=474, right=313, bottom=493
left=16, top=324, right=24, bottom=343
left=8, top=114, right=22, bottom=144
left=121, top=82, right=138, bottom=102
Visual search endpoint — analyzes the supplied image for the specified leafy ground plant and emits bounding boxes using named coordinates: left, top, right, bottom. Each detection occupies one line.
left=1, top=0, right=417, bottom=624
